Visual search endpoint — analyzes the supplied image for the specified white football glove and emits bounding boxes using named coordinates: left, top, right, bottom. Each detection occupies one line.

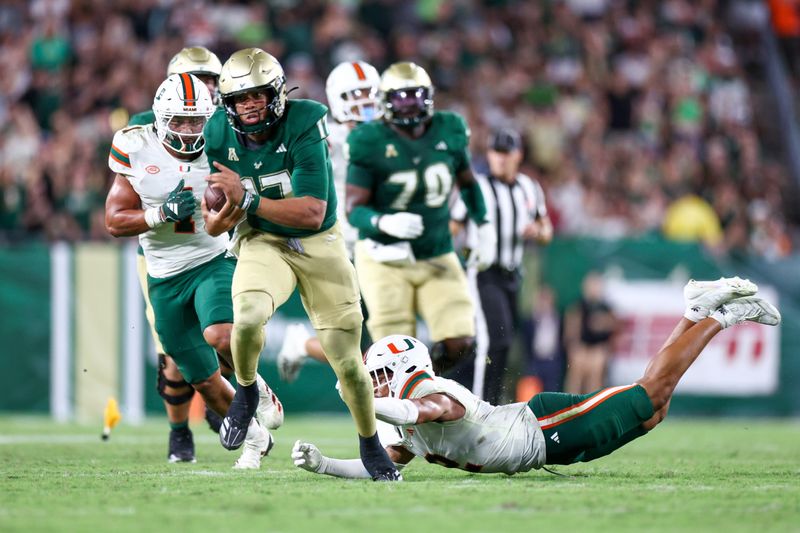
left=468, top=222, right=497, bottom=271
left=378, top=212, right=424, bottom=239
left=292, top=440, right=323, bottom=472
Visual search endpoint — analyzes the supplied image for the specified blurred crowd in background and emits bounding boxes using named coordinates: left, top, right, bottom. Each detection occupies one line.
left=0, top=0, right=798, bottom=260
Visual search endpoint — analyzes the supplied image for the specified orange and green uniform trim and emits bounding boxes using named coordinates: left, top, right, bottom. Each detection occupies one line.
left=109, top=144, right=131, bottom=168
left=399, top=370, right=433, bottom=399
left=528, top=384, right=655, bottom=465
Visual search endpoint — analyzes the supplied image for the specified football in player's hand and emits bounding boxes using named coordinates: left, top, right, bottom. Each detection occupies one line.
left=204, top=185, right=226, bottom=212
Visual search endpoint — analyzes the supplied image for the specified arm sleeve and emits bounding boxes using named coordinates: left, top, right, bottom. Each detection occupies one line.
left=345, top=133, right=385, bottom=237
left=373, top=397, right=420, bottom=426
left=348, top=204, right=384, bottom=238
left=317, top=457, right=372, bottom=479
left=459, top=180, right=488, bottom=225
left=451, top=113, right=472, bottom=173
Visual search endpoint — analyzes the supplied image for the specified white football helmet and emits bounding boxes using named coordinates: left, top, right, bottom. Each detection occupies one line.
left=325, top=61, right=382, bottom=123
left=152, top=73, right=215, bottom=155
left=364, top=335, right=435, bottom=398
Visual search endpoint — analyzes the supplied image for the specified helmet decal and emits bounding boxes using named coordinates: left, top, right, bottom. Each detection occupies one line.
left=364, top=335, right=435, bottom=398
left=325, top=61, right=382, bottom=123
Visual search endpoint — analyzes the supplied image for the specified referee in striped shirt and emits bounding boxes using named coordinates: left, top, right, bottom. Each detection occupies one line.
left=471, top=128, right=553, bottom=404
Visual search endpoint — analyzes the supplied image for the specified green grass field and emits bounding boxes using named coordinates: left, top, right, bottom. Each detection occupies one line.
left=1, top=416, right=798, bottom=533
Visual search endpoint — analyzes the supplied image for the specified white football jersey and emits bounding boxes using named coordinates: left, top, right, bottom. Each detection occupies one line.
left=328, top=120, right=359, bottom=257
left=397, top=376, right=546, bottom=474
left=108, top=125, right=228, bottom=278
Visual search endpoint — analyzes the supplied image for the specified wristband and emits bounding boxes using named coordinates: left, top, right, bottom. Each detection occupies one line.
left=238, top=190, right=252, bottom=210
left=247, top=194, right=260, bottom=215
left=144, top=207, right=165, bottom=229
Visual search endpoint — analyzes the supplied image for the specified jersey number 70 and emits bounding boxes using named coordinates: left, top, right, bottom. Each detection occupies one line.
left=388, top=162, right=452, bottom=210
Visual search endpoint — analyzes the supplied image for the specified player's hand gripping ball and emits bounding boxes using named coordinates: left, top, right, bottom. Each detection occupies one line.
left=204, top=185, right=227, bottom=212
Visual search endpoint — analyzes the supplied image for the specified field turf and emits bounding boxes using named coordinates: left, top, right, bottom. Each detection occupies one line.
left=0, top=416, right=798, bottom=533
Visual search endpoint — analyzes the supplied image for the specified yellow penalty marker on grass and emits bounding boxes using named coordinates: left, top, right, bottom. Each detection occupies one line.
left=101, top=397, right=121, bottom=441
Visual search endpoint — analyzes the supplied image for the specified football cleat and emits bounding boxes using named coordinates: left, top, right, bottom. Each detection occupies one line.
left=372, top=468, right=403, bottom=482
left=167, top=426, right=196, bottom=463
left=255, top=374, right=284, bottom=430
left=277, top=323, right=311, bottom=383
left=233, top=419, right=274, bottom=470
left=683, top=277, right=758, bottom=322
left=219, top=383, right=259, bottom=450
left=204, top=406, right=222, bottom=434
left=710, top=296, right=781, bottom=329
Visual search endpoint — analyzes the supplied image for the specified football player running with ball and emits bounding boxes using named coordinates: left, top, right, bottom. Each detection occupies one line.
left=346, top=62, right=496, bottom=377
left=277, top=60, right=383, bottom=383
left=105, top=74, right=280, bottom=469
left=202, top=48, right=400, bottom=481
left=293, top=278, right=780, bottom=477
left=125, top=47, right=282, bottom=462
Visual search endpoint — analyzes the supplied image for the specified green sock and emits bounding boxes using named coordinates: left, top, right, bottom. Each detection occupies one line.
left=169, top=420, right=189, bottom=431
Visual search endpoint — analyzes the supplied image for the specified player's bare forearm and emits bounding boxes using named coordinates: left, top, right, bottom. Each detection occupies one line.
left=523, top=216, right=553, bottom=245
left=106, top=209, right=150, bottom=237
left=105, top=175, right=148, bottom=237
left=413, top=393, right=466, bottom=422
left=253, top=196, right=327, bottom=230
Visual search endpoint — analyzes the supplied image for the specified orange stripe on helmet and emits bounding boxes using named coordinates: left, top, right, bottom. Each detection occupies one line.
left=352, top=62, right=366, bottom=81
left=179, top=73, right=195, bottom=105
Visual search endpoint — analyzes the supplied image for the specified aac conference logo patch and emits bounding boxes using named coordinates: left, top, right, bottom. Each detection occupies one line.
left=146, top=165, right=160, bottom=174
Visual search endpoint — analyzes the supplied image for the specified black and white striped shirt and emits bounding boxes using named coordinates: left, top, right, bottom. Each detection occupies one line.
left=452, top=173, right=547, bottom=271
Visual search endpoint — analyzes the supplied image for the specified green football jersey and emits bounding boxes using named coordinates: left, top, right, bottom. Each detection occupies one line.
left=203, top=100, right=337, bottom=238
left=129, top=110, right=155, bottom=126
left=346, top=111, right=471, bottom=259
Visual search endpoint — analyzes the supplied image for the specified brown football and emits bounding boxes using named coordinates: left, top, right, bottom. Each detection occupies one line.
left=204, top=185, right=226, bottom=212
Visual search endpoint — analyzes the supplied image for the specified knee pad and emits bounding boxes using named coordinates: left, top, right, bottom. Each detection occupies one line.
left=234, top=291, right=273, bottom=330
left=431, top=339, right=477, bottom=374
left=157, top=354, right=195, bottom=405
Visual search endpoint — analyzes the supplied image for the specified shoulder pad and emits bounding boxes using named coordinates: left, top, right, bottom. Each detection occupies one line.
left=108, top=126, right=149, bottom=174
left=203, top=108, right=229, bottom=151
left=128, top=110, right=155, bottom=126
left=345, top=121, right=383, bottom=164
left=285, top=99, right=329, bottom=137
left=436, top=110, right=470, bottom=138
left=112, top=126, right=147, bottom=155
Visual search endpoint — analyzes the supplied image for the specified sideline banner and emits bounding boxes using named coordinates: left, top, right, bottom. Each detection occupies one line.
left=605, top=280, right=780, bottom=396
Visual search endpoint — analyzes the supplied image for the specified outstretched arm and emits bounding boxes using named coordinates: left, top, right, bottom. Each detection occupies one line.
left=292, top=441, right=413, bottom=479
left=373, top=393, right=466, bottom=425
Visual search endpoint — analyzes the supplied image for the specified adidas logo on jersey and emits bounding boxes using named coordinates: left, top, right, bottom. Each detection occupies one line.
left=385, top=144, right=398, bottom=158
left=276, top=143, right=287, bottom=153
left=254, top=161, right=263, bottom=169
left=435, top=141, right=448, bottom=151
left=550, top=432, right=560, bottom=444
left=228, top=148, right=239, bottom=161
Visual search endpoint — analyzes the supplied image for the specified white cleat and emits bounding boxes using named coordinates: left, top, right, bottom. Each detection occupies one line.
left=710, top=296, right=781, bottom=329
left=255, top=374, right=284, bottom=430
left=233, top=419, right=274, bottom=470
left=683, top=277, right=758, bottom=322
left=277, top=323, right=311, bottom=383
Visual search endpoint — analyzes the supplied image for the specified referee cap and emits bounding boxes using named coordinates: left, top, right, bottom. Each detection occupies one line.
left=488, top=127, right=522, bottom=153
